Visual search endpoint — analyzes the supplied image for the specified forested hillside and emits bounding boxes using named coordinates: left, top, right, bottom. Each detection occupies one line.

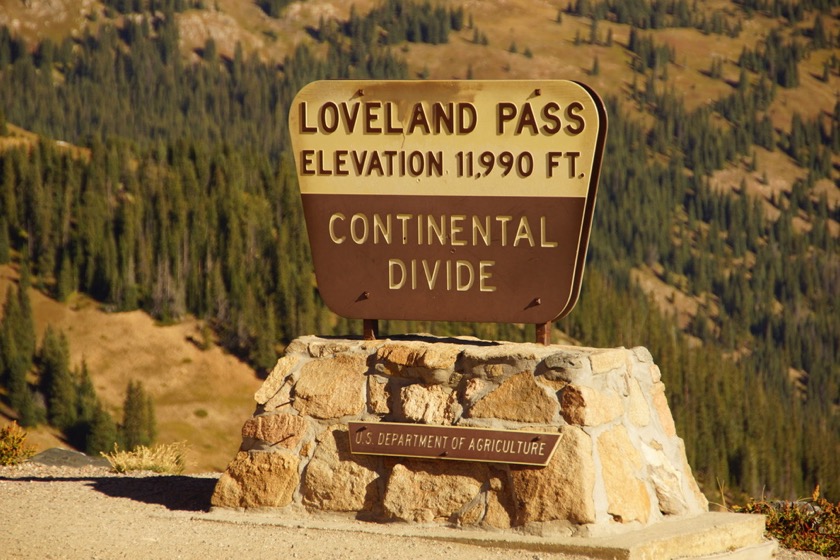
left=0, top=0, right=838, bottom=501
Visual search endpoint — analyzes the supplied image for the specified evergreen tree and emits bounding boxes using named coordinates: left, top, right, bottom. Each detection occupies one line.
left=87, top=402, right=118, bottom=455
left=16, top=264, right=36, bottom=361
left=1, top=286, right=32, bottom=419
left=0, top=216, right=9, bottom=264
left=39, top=326, right=76, bottom=430
left=120, top=380, right=155, bottom=450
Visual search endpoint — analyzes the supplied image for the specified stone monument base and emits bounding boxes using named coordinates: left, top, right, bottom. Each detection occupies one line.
left=211, top=335, right=771, bottom=557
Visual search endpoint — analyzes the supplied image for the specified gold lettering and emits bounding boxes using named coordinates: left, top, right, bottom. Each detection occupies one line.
left=513, top=217, right=535, bottom=247
left=389, top=259, right=406, bottom=289
left=328, top=213, right=346, bottom=244
left=456, top=260, right=474, bottom=291
left=495, top=216, right=512, bottom=246
left=373, top=214, right=391, bottom=244
left=350, top=213, right=369, bottom=244
left=540, top=217, right=558, bottom=247
left=472, top=216, right=490, bottom=246
left=479, top=261, right=496, bottom=292
left=450, top=215, right=466, bottom=246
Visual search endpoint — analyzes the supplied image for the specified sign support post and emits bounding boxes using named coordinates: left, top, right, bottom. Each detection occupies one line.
left=363, top=319, right=379, bottom=341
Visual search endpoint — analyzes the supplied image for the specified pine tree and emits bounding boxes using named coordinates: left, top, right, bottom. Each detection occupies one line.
left=87, top=402, right=118, bottom=455
left=1, top=286, right=32, bottom=419
left=120, top=380, right=155, bottom=450
left=0, top=216, right=10, bottom=264
left=39, top=326, right=76, bottom=430
left=16, top=264, right=36, bottom=361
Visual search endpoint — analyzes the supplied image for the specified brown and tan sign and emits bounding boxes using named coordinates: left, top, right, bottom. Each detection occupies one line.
left=347, top=422, right=561, bottom=466
left=289, top=80, right=607, bottom=324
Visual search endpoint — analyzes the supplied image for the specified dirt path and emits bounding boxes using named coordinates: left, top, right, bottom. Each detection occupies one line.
left=0, top=463, right=825, bottom=560
left=0, top=463, right=592, bottom=560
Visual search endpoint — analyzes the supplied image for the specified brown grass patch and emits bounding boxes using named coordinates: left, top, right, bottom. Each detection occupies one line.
left=0, top=264, right=261, bottom=473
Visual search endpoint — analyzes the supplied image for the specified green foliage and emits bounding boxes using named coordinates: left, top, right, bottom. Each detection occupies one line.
left=120, top=380, right=156, bottom=451
left=328, top=0, right=464, bottom=46
left=258, top=0, right=293, bottom=18
left=0, top=216, right=10, bottom=263
left=735, top=487, right=840, bottom=557
left=738, top=28, right=803, bottom=87
left=0, top=421, right=35, bottom=466
left=39, top=326, right=76, bottom=430
left=1, top=284, right=36, bottom=422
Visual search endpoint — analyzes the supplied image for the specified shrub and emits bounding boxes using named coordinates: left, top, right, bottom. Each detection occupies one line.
left=101, top=441, right=188, bottom=474
left=0, top=421, right=36, bottom=466
left=735, top=487, right=840, bottom=557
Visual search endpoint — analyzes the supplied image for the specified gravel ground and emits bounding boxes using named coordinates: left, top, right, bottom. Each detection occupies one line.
left=0, top=461, right=829, bottom=560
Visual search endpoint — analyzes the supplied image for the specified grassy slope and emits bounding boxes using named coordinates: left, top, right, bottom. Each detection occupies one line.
left=1, top=264, right=261, bottom=473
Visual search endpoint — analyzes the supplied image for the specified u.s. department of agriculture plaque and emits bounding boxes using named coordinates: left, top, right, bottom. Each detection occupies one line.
left=289, top=80, right=607, bottom=324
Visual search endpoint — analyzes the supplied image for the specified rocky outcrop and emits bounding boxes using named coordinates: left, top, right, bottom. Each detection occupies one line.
left=212, top=335, right=708, bottom=535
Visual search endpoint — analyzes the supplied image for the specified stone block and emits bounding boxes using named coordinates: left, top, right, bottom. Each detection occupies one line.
left=469, top=371, right=558, bottom=423
left=641, top=440, right=690, bottom=515
left=399, top=384, right=458, bottom=424
left=376, top=341, right=460, bottom=370
left=302, top=426, right=380, bottom=512
left=211, top=451, right=299, bottom=509
left=542, top=349, right=592, bottom=382
left=509, top=426, right=595, bottom=525
left=241, top=413, right=308, bottom=449
left=590, top=348, right=629, bottom=375
left=598, top=425, right=651, bottom=524
left=382, top=459, right=504, bottom=526
left=560, top=384, right=623, bottom=426
left=652, top=382, right=677, bottom=437
left=255, top=355, right=301, bottom=405
left=627, top=378, right=651, bottom=427
left=367, top=376, right=390, bottom=414
left=462, top=344, right=553, bottom=380
left=292, top=354, right=367, bottom=419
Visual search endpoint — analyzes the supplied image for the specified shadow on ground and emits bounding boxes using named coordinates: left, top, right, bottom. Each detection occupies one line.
left=92, top=475, right=218, bottom=512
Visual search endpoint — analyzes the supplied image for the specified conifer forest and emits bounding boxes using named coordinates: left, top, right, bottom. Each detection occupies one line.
left=0, top=0, right=838, bottom=501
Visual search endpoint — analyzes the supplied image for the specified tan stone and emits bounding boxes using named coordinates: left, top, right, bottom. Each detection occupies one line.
left=641, top=441, right=689, bottom=515
left=560, top=384, right=623, bottom=426
left=598, top=425, right=651, bottom=524
left=652, top=382, right=677, bottom=437
left=632, top=346, right=654, bottom=364
left=211, top=451, right=299, bottom=509
left=241, top=413, right=308, bottom=449
left=627, top=378, right=651, bottom=427
left=255, top=355, right=301, bottom=405
left=469, top=371, right=558, bottom=423
left=649, top=364, right=662, bottom=384
left=463, top=378, right=491, bottom=402
left=302, top=426, right=380, bottom=512
left=462, top=344, right=552, bottom=380
left=376, top=341, right=460, bottom=370
left=589, top=348, right=628, bottom=375
left=262, top=381, right=293, bottom=412
left=292, top=354, right=367, bottom=419
left=676, top=439, right=709, bottom=512
left=382, top=460, right=491, bottom=525
left=367, top=376, right=390, bottom=414
left=536, top=376, right=568, bottom=393
left=400, top=384, right=456, bottom=424
left=509, top=426, right=595, bottom=525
